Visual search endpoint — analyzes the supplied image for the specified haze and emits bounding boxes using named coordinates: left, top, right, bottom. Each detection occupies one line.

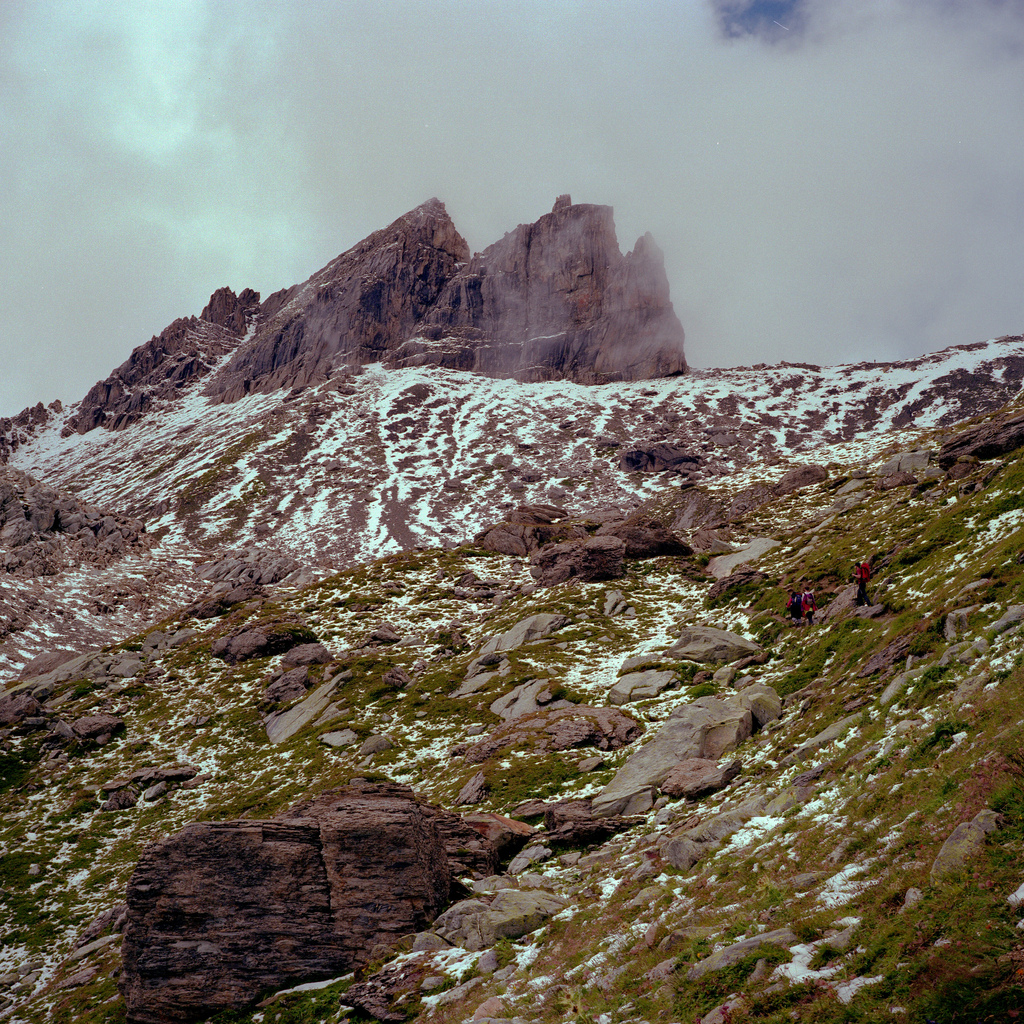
left=2, top=0, right=1023, bottom=415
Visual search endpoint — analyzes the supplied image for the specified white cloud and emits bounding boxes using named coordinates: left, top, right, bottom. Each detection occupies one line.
left=1, top=0, right=1022, bottom=413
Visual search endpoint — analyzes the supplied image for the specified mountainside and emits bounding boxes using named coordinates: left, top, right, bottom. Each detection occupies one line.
left=2, top=216, right=1024, bottom=1023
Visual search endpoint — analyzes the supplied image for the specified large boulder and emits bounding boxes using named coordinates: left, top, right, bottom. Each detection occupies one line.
left=609, top=669, right=679, bottom=705
left=937, top=412, right=1024, bottom=468
left=211, top=621, right=319, bottom=664
left=664, top=626, right=763, bottom=664
left=530, top=535, right=626, bottom=586
left=660, top=758, right=741, bottom=799
left=774, top=465, right=827, bottom=495
left=120, top=783, right=451, bottom=1023
left=592, top=697, right=753, bottom=817
left=706, top=538, right=781, bottom=580
left=431, top=890, right=567, bottom=951
left=619, top=444, right=701, bottom=474
left=595, top=516, right=693, bottom=558
left=464, top=705, right=642, bottom=764
left=930, top=809, right=1002, bottom=883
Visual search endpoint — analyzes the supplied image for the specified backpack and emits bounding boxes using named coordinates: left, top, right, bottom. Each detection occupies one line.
left=788, top=592, right=802, bottom=613
left=856, top=562, right=871, bottom=582
left=802, top=591, right=816, bottom=611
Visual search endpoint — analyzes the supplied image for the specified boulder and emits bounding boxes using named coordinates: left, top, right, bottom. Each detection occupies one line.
left=774, top=465, right=827, bottom=494
left=263, top=666, right=310, bottom=705
left=431, top=890, right=567, bottom=951
left=594, top=516, right=693, bottom=558
left=686, top=928, right=797, bottom=980
left=211, top=621, right=318, bottom=664
left=541, top=799, right=643, bottom=846
left=264, top=678, right=339, bottom=744
left=592, top=698, right=752, bottom=817
left=281, top=643, right=332, bottom=667
left=120, top=782, right=451, bottom=1023
left=490, top=679, right=557, bottom=722
left=609, top=669, right=678, bottom=705
left=0, top=690, right=42, bottom=727
left=930, top=809, right=1002, bottom=883
left=620, top=444, right=701, bottom=474
left=707, top=538, right=781, bottom=580
left=879, top=450, right=932, bottom=475
left=71, top=714, right=125, bottom=746
left=937, top=411, right=1024, bottom=467
left=877, top=471, right=918, bottom=490
left=17, top=649, right=78, bottom=679
left=660, top=758, right=741, bottom=799
left=707, top=569, right=765, bottom=605
left=477, top=613, right=570, bottom=660
left=530, top=535, right=626, bottom=586
left=664, top=626, right=762, bottom=664
left=464, top=705, right=642, bottom=765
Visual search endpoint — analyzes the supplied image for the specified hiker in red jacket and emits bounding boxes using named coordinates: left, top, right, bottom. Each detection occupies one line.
left=854, top=559, right=871, bottom=606
left=801, top=586, right=817, bottom=626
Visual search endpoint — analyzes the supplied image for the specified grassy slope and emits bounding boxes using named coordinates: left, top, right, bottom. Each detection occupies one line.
left=2, top=412, right=1024, bottom=1024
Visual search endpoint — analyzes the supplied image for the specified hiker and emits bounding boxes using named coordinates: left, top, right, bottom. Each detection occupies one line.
left=854, top=558, right=871, bottom=606
left=786, top=588, right=803, bottom=626
left=801, top=585, right=817, bottom=626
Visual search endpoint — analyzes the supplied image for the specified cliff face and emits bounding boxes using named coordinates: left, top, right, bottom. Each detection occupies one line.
left=67, top=196, right=688, bottom=432
left=206, top=199, right=471, bottom=403
left=392, top=195, right=687, bottom=383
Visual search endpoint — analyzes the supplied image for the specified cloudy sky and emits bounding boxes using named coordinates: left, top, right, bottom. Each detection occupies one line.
left=2, top=0, right=1023, bottom=415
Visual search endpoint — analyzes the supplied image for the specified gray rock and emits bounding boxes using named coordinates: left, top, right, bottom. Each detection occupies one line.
left=686, top=928, right=797, bottom=980
left=660, top=758, right=741, bottom=799
left=592, top=697, right=752, bottom=817
left=490, top=679, right=555, bottom=722
left=432, top=890, right=566, bottom=951
left=264, top=679, right=338, bottom=744
left=930, top=809, right=1001, bottom=883
left=879, top=450, right=932, bottom=476
left=609, top=669, right=678, bottom=705
left=412, top=932, right=451, bottom=952
left=944, top=606, right=977, bottom=641
left=281, top=642, right=332, bottom=667
left=358, top=734, right=394, bottom=757
left=707, top=538, right=781, bottom=580
left=603, top=589, right=628, bottom=616
left=319, top=729, right=358, bottom=748
left=456, top=771, right=487, bottom=806
left=664, top=626, right=762, bottom=664
left=794, top=714, right=860, bottom=757
left=507, top=844, right=553, bottom=875
left=479, top=613, right=570, bottom=658
left=991, top=605, right=1024, bottom=635
left=143, top=782, right=167, bottom=802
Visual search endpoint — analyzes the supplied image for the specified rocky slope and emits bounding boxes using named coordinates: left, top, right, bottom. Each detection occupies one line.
left=2, top=360, right=1024, bottom=1023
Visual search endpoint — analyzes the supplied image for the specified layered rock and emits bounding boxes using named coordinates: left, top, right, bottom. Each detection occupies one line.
left=0, top=466, right=145, bottom=577
left=392, top=195, right=686, bottom=382
left=67, top=288, right=258, bottom=434
left=208, top=200, right=470, bottom=402
left=120, top=782, right=451, bottom=1024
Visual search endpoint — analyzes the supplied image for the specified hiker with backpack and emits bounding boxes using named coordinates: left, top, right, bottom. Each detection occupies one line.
left=854, top=558, right=871, bottom=606
left=801, top=585, right=817, bottom=626
left=786, top=588, right=803, bottom=626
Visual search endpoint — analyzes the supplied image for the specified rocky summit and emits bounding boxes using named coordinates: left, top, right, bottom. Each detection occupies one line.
left=2, top=208, right=1024, bottom=1024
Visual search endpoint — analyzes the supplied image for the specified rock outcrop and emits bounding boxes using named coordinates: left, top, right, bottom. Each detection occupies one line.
left=67, top=289, right=258, bottom=434
left=119, top=782, right=451, bottom=1023
left=209, top=200, right=470, bottom=403
left=393, top=195, right=686, bottom=383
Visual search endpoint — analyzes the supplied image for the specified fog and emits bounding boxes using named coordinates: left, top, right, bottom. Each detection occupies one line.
left=2, top=0, right=1023, bottom=414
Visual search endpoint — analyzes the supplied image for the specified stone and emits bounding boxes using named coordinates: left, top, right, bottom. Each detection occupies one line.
left=101, top=787, right=140, bottom=812
left=609, top=669, right=678, bottom=705
left=664, top=626, right=762, bottom=664
left=530, top=535, right=626, bottom=586
left=71, top=713, right=125, bottom=745
left=263, top=666, right=310, bottom=705
left=774, top=465, right=828, bottom=494
left=937, top=410, right=1024, bottom=467
left=456, top=771, right=488, bottom=806
left=18, top=649, right=78, bottom=679
left=211, top=621, right=318, bottom=664
left=507, top=844, right=553, bottom=874
left=707, top=538, right=781, bottom=580
left=432, top=889, right=567, bottom=951
left=879, top=450, right=932, bottom=476
left=594, top=516, right=692, bottom=558
left=412, top=932, right=451, bottom=952
left=490, top=678, right=556, bottom=722
left=620, top=443, right=701, bottom=474
left=280, top=642, right=332, bottom=667
left=794, top=714, right=860, bottom=757
left=477, top=613, right=570, bottom=660
left=686, top=928, right=797, bottom=980
left=593, top=698, right=752, bottom=817
left=319, top=729, right=358, bottom=748
left=930, top=809, right=1002, bottom=883
left=707, top=568, right=766, bottom=605
left=878, top=471, right=918, bottom=490
left=991, top=604, right=1024, bottom=635
left=660, top=758, right=741, bottom=799
left=264, top=678, right=338, bottom=744
left=464, top=705, right=642, bottom=765
left=0, top=691, right=42, bottom=726
left=119, top=782, right=451, bottom=1023
left=359, top=734, right=394, bottom=756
